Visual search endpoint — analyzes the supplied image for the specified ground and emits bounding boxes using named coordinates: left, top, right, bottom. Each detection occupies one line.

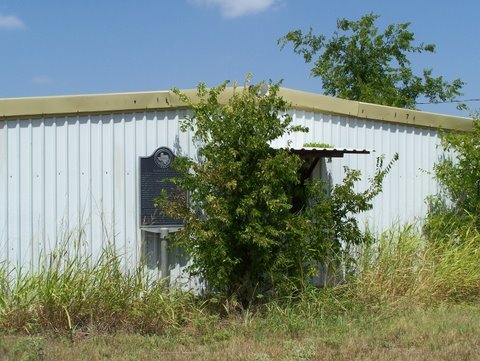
left=1, top=305, right=479, bottom=361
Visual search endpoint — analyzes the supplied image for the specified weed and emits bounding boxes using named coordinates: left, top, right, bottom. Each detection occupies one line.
left=353, top=225, right=480, bottom=306
left=0, top=244, right=208, bottom=335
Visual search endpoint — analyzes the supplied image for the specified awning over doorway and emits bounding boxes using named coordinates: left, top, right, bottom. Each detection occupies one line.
left=289, top=147, right=373, bottom=182
left=290, top=147, right=371, bottom=158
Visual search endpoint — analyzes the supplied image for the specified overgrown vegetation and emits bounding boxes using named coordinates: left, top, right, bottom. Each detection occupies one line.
left=165, top=79, right=307, bottom=303
left=1, top=226, right=480, bottom=345
left=425, top=114, right=480, bottom=240
left=279, top=13, right=464, bottom=109
left=0, top=243, right=209, bottom=335
left=303, top=154, right=398, bottom=273
left=160, top=78, right=396, bottom=304
left=355, top=226, right=480, bottom=305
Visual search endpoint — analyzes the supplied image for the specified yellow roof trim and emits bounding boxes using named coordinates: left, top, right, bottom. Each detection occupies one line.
left=0, top=87, right=472, bottom=131
left=278, top=88, right=473, bottom=131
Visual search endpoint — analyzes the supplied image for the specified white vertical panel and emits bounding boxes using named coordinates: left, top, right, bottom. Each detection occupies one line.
left=157, top=111, right=168, bottom=148
left=357, top=119, right=369, bottom=193
left=324, top=113, right=332, bottom=147
left=44, top=119, right=57, bottom=255
left=0, top=121, right=8, bottom=263
left=179, top=110, right=194, bottom=159
left=395, top=124, right=405, bottom=224
left=135, top=113, right=147, bottom=262
left=90, top=115, right=105, bottom=258
left=31, top=119, right=45, bottom=269
left=332, top=115, right=345, bottom=184
left=185, top=110, right=196, bottom=160
left=67, top=117, right=80, bottom=248
left=145, top=112, right=157, bottom=155
left=19, top=120, right=33, bottom=268
left=405, top=127, right=415, bottom=222
left=79, top=115, right=92, bottom=252
left=113, top=114, right=126, bottom=260
left=167, top=111, right=179, bottom=150
left=56, top=118, right=69, bottom=245
left=124, top=113, right=137, bottom=267
left=373, top=121, right=385, bottom=229
left=413, top=128, right=422, bottom=220
left=294, top=110, right=306, bottom=146
left=101, top=115, right=114, bottom=246
left=311, top=112, right=319, bottom=145
left=175, top=111, right=187, bottom=156
left=6, top=121, right=20, bottom=266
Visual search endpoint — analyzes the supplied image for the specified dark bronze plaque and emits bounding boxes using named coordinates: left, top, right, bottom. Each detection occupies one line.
left=140, top=147, right=184, bottom=227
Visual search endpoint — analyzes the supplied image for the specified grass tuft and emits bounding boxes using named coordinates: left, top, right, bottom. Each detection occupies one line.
left=0, top=245, right=210, bottom=335
left=353, top=225, right=480, bottom=307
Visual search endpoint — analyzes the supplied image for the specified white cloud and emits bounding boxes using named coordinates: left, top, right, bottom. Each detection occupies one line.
left=192, top=0, right=277, bottom=18
left=0, top=14, right=26, bottom=30
left=32, top=76, right=52, bottom=85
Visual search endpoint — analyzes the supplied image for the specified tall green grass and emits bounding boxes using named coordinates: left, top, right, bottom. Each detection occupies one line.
left=1, top=225, right=479, bottom=336
left=0, top=244, right=211, bottom=335
left=353, top=225, right=480, bottom=306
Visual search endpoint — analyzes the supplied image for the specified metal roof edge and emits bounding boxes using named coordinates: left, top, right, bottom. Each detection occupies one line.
left=0, top=87, right=472, bottom=131
left=356, top=101, right=472, bottom=132
left=0, top=90, right=175, bottom=119
left=279, top=88, right=473, bottom=131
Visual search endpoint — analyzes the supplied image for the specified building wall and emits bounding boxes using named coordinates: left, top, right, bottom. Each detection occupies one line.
left=0, top=109, right=443, bottom=276
left=280, top=110, right=442, bottom=232
left=0, top=110, right=195, bottom=276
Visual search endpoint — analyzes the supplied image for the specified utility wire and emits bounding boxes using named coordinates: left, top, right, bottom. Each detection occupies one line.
left=415, top=98, right=480, bottom=105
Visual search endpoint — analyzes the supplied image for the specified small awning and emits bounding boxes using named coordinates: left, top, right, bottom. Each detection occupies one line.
left=290, top=147, right=371, bottom=158
left=289, top=147, right=373, bottom=183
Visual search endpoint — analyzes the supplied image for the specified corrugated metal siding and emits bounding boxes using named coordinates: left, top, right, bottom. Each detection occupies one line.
left=0, top=110, right=195, bottom=271
left=0, top=108, right=443, bottom=271
left=273, top=110, right=442, bottom=232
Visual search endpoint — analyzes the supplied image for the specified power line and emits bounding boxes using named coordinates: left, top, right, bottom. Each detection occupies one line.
left=415, top=98, right=480, bottom=105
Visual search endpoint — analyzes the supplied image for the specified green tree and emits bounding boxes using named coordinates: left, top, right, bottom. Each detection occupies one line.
left=425, top=115, right=480, bottom=238
left=160, top=78, right=396, bottom=303
left=165, top=79, right=307, bottom=302
left=279, top=13, right=464, bottom=109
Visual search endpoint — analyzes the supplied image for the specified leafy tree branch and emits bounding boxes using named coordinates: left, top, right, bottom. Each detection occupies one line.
left=279, top=13, right=464, bottom=109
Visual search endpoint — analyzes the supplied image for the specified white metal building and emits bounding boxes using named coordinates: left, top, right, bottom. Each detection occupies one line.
left=0, top=88, right=472, bottom=280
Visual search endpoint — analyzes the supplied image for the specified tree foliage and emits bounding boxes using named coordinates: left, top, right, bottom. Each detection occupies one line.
left=425, top=115, right=480, bottom=238
left=160, top=78, right=396, bottom=303
left=305, top=154, right=398, bottom=261
left=166, top=80, right=306, bottom=302
left=279, top=13, right=464, bottom=109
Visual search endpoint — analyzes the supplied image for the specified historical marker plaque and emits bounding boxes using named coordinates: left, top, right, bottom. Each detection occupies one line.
left=140, top=147, right=184, bottom=227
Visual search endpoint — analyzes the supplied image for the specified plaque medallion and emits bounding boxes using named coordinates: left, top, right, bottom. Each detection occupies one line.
left=154, top=147, right=174, bottom=168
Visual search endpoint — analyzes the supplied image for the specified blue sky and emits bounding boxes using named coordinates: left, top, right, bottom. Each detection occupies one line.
left=0, top=0, right=478, bottom=116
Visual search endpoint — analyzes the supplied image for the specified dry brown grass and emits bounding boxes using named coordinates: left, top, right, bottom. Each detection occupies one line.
left=1, top=305, right=480, bottom=360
